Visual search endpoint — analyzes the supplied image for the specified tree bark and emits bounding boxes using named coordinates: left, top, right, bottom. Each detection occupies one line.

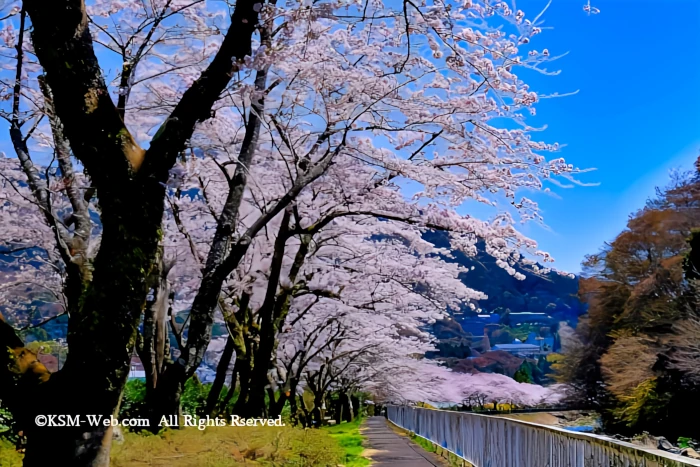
left=288, top=383, right=302, bottom=425
left=337, top=397, right=344, bottom=424
left=348, top=394, right=356, bottom=422
left=232, top=343, right=255, bottom=415
left=312, top=394, right=324, bottom=427
left=179, top=64, right=270, bottom=382
left=146, top=364, right=185, bottom=431
left=219, top=359, right=240, bottom=415
left=205, top=334, right=235, bottom=416
left=135, top=249, right=179, bottom=432
left=240, top=210, right=292, bottom=417
left=38, top=75, right=93, bottom=287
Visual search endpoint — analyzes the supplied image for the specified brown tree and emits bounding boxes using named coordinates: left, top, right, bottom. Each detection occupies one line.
left=559, top=162, right=700, bottom=435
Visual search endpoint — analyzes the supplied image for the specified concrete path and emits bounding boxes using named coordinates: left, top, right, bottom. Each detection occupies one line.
left=361, top=416, right=447, bottom=466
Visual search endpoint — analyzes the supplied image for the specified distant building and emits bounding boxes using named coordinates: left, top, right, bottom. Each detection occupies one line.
left=128, top=356, right=146, bottom=380
left=491, top=343, right=542, bottom=357
left=525, top=332, right=554, bottom=352
left=461, top=314, right=500, bottom=336
left=508, top=312, right=553, bottom=326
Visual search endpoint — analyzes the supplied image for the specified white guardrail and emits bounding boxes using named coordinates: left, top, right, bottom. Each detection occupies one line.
left=386, top=405, right=700, bottom=467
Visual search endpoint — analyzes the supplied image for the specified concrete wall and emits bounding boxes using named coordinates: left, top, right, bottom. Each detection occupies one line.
left=387, top=406, right=700, bottom=467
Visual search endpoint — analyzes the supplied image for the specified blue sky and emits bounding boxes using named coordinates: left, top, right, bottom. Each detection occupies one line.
left=479, top=0, right=700, bottom=273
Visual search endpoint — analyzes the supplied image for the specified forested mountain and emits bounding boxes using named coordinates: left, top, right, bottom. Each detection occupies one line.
left=0, top=245, right=66, bottom=341
left=423, top=230, right=583, bottom=323
left=2, top=230, right=584, bottom=339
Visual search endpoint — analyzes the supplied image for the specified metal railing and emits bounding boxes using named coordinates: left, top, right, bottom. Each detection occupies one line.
left=387, top=405, right=700, bottom=467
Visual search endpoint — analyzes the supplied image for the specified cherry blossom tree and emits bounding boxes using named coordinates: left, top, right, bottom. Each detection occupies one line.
left=156, top=0, right=580, bottom=420
left=0, top=0, right=582, bottom=463
left=369, top=357, right=563, bottom=407
left=266, top=224, right=470, bottom=423
left=0, top=159, right=71, bottom=330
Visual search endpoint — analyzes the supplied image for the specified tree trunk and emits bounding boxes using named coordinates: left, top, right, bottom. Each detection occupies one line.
left=232, top=353, right=253, bottom=415
left=310, top=391, right=326, bottom=427
left=312, top=405, right=323, bottom=428
left=220, top=363, right=240, bottom=415
left=146, top=365, right=185, bottom=430
left=349, top=395, right=358, bottom=421
left=298, top=398, right=313, bottom=428
left=268, top=389, right=287, bottom=418
left=241, top=211, right=300, bottom=418
left=288, top=383, right=302, bottom=426
left=337, top=397, right=344, bottom=424
left=139, top=248, right=171, bottom=391
left=0, top=176, right=166, bottom=466
left=205, top=334, right=235, bottom=416
left=243, top=331, right=282, bottom=417
left=25, top=188, right=165, bottom=465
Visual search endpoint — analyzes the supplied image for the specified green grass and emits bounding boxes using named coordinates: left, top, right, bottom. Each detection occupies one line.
left=112, top=425, right=346, bottom=466
left=410, top=433, right=439, bottom=454
left=322, top=417, right=370, bottom=467
left=0, top=423, right=350, bottom=466
left=408, top=433, right=472, bottom=467
left=0, top=439, right=22, bottom=467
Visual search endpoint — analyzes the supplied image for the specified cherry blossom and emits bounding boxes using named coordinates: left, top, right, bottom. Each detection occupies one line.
left=0, top=0, right=580, bottom=428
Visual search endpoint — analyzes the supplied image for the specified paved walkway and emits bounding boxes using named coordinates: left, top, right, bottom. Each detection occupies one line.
left=361, top=416, right=447, bottom=466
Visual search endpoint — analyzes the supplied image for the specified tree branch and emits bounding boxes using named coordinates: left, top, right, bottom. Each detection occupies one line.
left=25, top=0, right=145, bottom=183
left=140, top=0, right=263, bottom=181
left=38, top=75, right=93, bottom=286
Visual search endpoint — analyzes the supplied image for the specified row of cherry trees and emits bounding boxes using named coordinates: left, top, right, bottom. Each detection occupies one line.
left=0, top=0, right=577, bottom=464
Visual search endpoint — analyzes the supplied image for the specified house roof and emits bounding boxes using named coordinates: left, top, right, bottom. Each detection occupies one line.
left=492, top=344, right=541, bottom=350
left=130, top=355, right=145, bottom=371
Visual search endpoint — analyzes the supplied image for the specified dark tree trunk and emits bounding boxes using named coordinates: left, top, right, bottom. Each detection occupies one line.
left=232, top=353, right=254, bottom=415
left=268, top=389, right=287, bottom=418
left=288, top=383, right=301, bottom=426
left=139, top=249, right=172, bottom=388
left=220, top=363, right=240, bottom=415
left=312, top=400, right=323, bottom=427
left=298, top=398, right=313, bottom=428
left=146, top=364, right=185, bottom=430
left=336, top=397, right=344, bottom=424
left=242, top=228, right=310, bottom=418
left=17, top=181, right=166, bottom=466
left=205, top=334, right=236, bottom=416
left=243, top=336, right=279, bottom=417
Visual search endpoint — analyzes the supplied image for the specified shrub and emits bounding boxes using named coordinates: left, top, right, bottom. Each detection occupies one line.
left=181, top=376, right=211, bottom=416
left=0, top=400, right=18, bottom=443
left=119, top=379, right=148, bottom=426
left=0, top=438, right=22, bottom=467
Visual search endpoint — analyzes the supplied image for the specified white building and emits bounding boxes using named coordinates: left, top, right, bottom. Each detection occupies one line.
left=491, top=343, right=542, bottom=357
